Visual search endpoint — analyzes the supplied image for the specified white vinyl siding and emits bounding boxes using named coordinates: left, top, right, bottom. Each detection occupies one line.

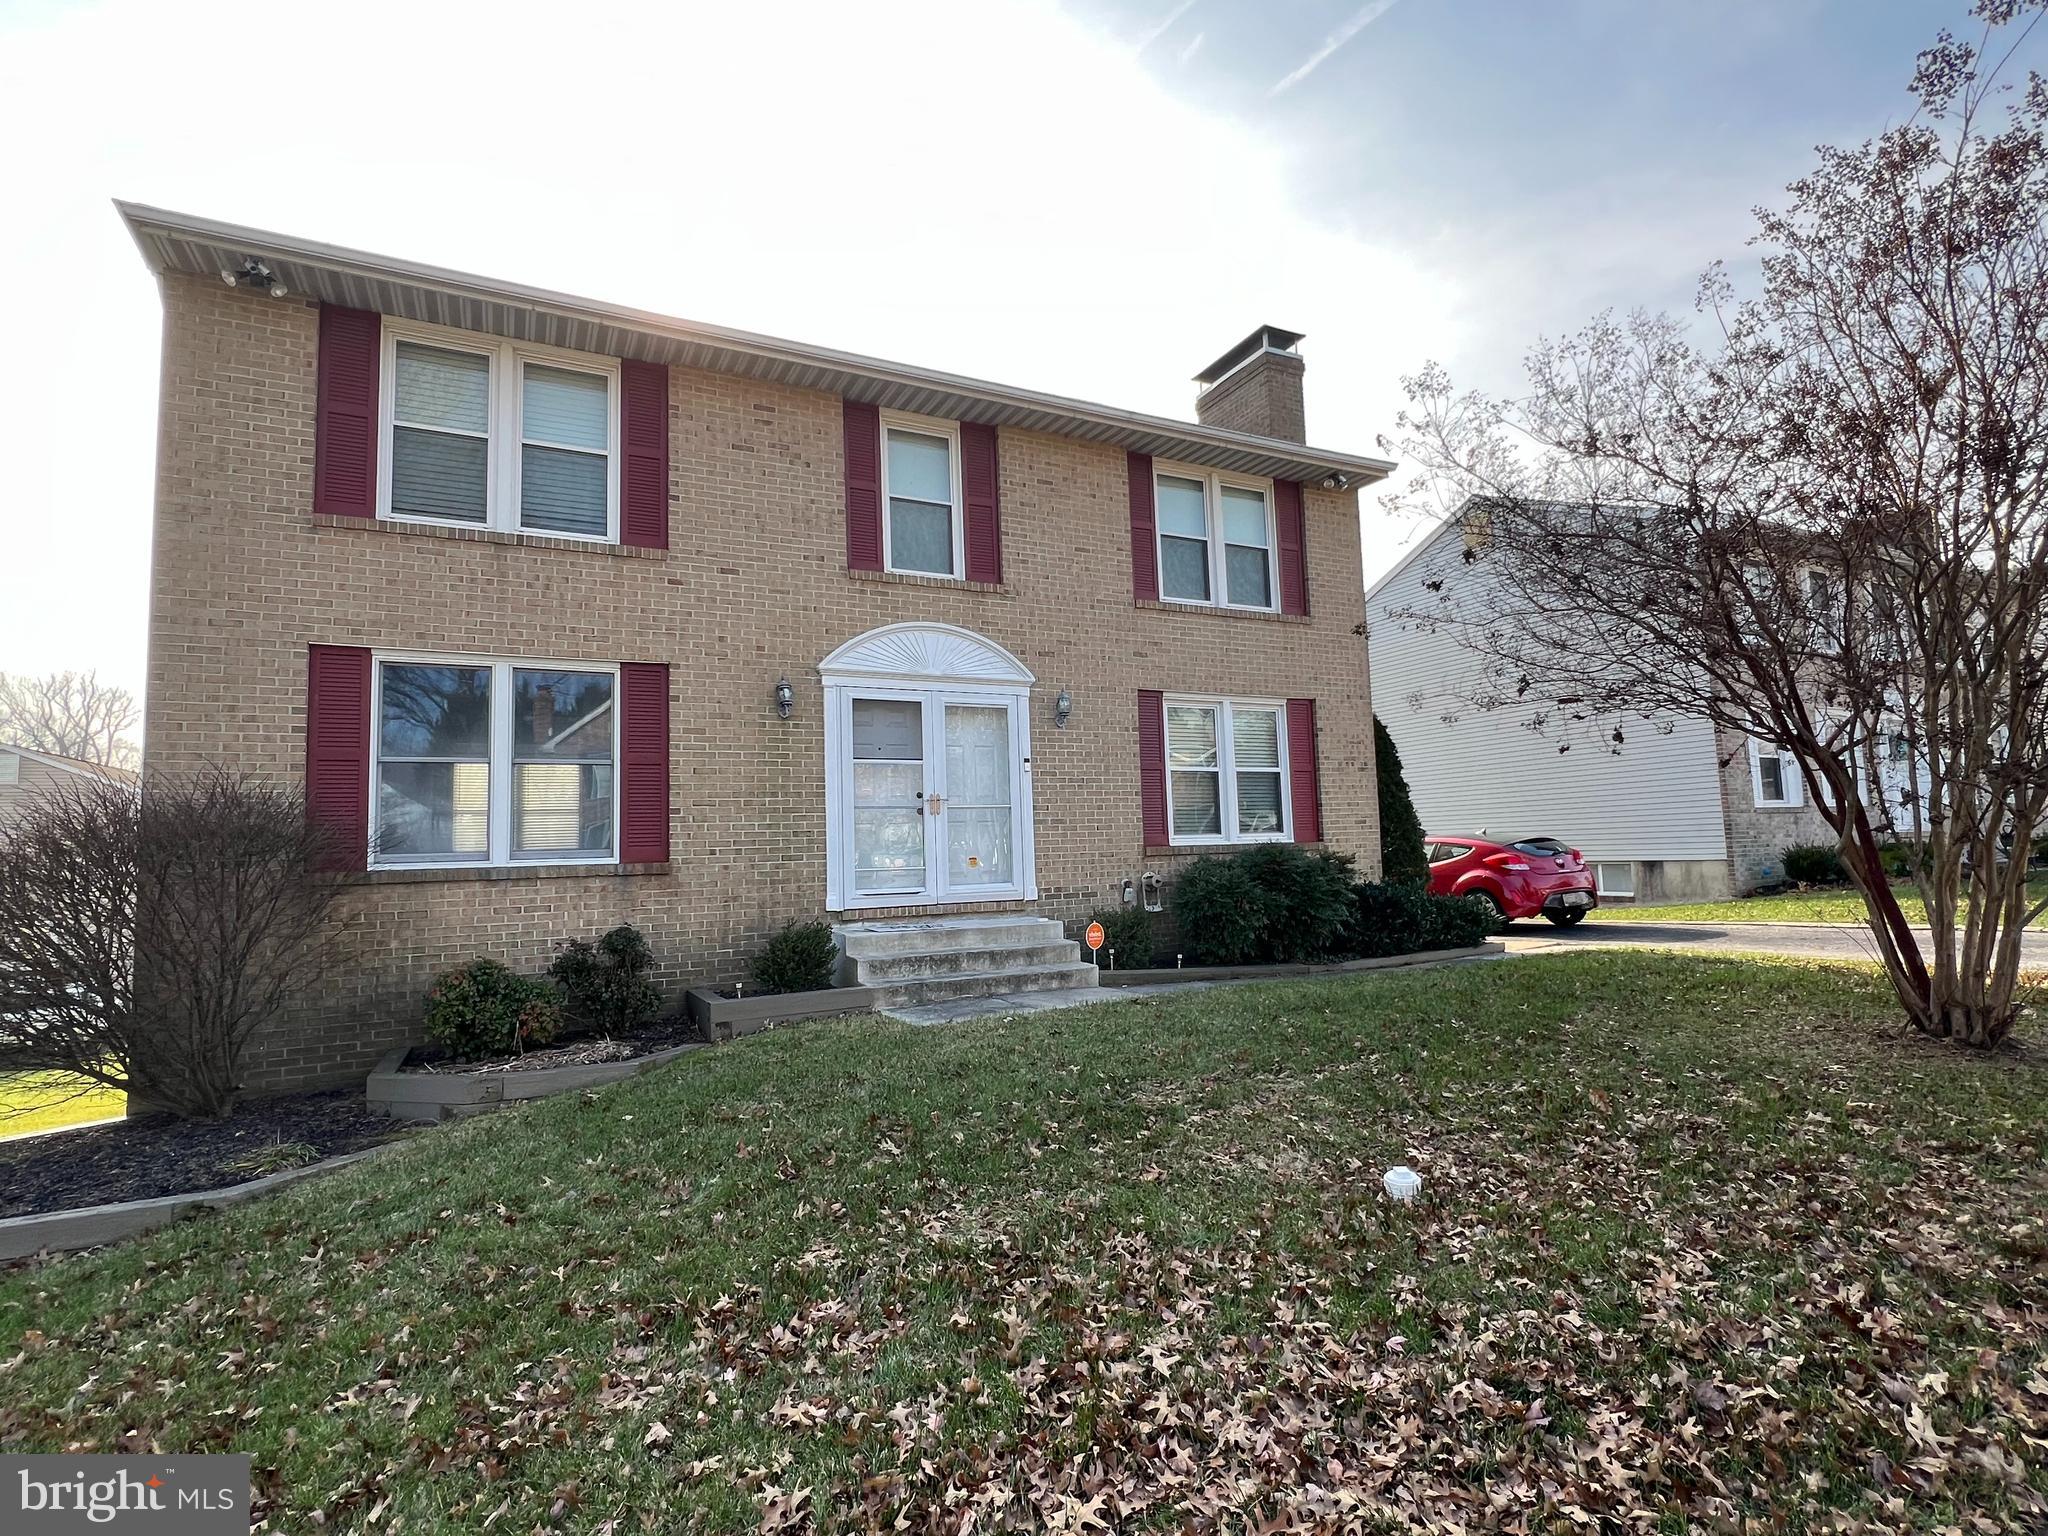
left=1365, top=518, right=1729, bottom=866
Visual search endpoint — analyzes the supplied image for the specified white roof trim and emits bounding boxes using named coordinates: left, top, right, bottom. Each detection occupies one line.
left=117, top=202, right=1395, bottom=490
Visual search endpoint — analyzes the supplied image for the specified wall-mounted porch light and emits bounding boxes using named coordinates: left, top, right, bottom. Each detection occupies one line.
left=1053, top=689, right=1072, bottom=729
left=774, top=677, right=795, bottom=719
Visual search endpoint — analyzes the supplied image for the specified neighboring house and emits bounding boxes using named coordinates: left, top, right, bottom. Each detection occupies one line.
left=1366, top=509, right=1840, bottom=903
left=121, top=206, right=1392, bottom=1091
left=0, top=744, right=139, bottom=827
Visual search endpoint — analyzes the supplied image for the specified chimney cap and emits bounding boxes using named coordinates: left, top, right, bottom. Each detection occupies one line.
left=1194, top=325, right=1306, bottom=387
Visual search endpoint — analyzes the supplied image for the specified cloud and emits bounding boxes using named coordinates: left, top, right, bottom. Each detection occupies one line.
left=1269, top=0, right=1401, bottom=95
left=1133, top=0, right=1199, bottom=53
left=1178, top=29, right=1205, bottom=64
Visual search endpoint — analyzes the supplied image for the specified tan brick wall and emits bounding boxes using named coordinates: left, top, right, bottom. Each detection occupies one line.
left=146, top=275, right=1380, bottom=1089
left=1194, top=353, right=1307, bottom=443
left=1713, top=726, right=1837, bottom=892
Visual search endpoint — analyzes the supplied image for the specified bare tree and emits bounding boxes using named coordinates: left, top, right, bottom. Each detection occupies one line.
left=0, top=670, right=141, bottom=770
left=1381, top=4, right=2048, bottom=1046
left=0, top=769, right=346, bottom=1118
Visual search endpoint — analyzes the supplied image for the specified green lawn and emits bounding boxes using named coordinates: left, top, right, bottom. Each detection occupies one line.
left=1, top=954, right=2043, bottom=1531
left=0, top=1072, right=125, bottom=1138
left=1603, top=874, right=2048, bottom=928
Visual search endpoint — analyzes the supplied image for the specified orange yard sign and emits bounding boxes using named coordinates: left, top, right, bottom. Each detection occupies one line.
left=1084, top=921, right=1105, bottom=952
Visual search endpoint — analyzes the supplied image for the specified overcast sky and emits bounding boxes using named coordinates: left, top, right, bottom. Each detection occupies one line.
left=0, top=0, right=1972, bottom=702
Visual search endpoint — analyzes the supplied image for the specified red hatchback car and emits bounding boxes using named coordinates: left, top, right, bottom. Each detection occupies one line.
left=1425, top=835, right=1599, bottom=925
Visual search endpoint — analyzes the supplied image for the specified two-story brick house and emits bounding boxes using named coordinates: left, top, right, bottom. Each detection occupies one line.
left=122, top=204, right=1392, bottom=1089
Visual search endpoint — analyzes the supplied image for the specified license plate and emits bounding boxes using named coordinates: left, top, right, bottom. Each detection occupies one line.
left=1562, top=891, right=1592, bottom=907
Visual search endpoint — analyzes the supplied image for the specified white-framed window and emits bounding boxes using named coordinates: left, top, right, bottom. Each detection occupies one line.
left=379, top=320, right=621, bottom=543
left=1154, top=463, right=1277, bottom=611
left=1164, top=696, right=1290, bottom=844
left=880, top=411, right=963, bottom=579
left=1748, top=736, right=1803, bottom=809
left=1595, top=861, right=1635, bottom=898
left=0, top=751, right=17, bottom=786
left=371, top=653, right=619, bottom=869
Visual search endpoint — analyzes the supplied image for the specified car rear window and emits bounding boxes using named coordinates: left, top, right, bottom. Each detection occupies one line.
left=1509, top=838, right=1570, bottom=856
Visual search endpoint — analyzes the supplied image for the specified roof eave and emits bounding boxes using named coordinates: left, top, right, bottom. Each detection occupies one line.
left=116, top=201, right=1394, bottom=489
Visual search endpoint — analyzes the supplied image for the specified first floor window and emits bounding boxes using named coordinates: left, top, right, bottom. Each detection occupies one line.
left=374, top=657, right=617, bottom=867
left=1750, top=737, right=1800, bottom=808
left=1166, top=697, right=1290, bottom=844
left=883, top=418, right=960, bottom=576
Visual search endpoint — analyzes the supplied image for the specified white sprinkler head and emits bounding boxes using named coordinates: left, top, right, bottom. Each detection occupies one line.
left=1382, top=1165, right=1422, bottom=1202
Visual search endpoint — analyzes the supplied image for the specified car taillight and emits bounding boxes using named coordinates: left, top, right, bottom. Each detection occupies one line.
left=1568, top=848, right=1582, bottom=862
left=1485, top=853, right=1531, bottom=872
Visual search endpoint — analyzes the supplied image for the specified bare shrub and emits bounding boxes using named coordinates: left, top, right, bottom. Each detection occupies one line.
left=0, top=768, right=346, bottom=1118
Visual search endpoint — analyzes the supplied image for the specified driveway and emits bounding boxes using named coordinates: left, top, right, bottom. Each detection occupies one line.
left=1501, top=917, right=2048, bottom=968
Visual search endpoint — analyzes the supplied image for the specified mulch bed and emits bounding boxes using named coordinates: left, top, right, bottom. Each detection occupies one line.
left=0, top=1088, right=403, bottom=1222
left=400, top=1012, right=703, bottom=1074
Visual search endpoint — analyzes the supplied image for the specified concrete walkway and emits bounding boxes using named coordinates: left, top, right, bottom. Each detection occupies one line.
left=882, top=979, right=1223, bottom=1025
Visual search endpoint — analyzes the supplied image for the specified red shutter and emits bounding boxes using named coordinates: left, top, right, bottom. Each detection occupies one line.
left=314, top=306, right=380, bottom=519
left=619, top=662, right=671, bottom=864
left=620, top=360, right=670, bottom=549
left=1128, top=452, right=1158, bottom=602
left=961, top=421, right=1003, bottom=584
left=1138, top=689, right=1168, bottom=845
left=1287, top=698, right=1323, bottom=844
left=844, top=400, right=883, bottom=571
left=1275, top=479, right=1309, bottom=615
left=305, top=645, right=371, bottom=872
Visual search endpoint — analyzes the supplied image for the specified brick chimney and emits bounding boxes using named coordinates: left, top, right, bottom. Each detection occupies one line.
left=1194, top=325, right=1306, bottom=443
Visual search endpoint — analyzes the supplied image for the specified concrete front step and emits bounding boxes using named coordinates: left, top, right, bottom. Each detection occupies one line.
left=869, top=961, right=1101, bottom=1010
left=834, top=915, right=1102, bottom=1009
left=835, top=915, right=1068, bottom=958
left=854, top=940, right=1084, bottom=984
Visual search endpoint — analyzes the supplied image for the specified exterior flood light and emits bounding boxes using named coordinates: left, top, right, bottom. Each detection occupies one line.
left=1053, top=689, right=1072, bottom=729
left=221, top=258, right=288, bottom=299
left=774, top=677, right=794, bottom=719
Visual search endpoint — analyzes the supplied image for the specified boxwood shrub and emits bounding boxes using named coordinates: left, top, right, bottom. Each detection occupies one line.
left=548, top=924, right=660, bottom=1036
left=751, top=920, right=839, bottom=995
left=1171, top=844, right=1357, bottom=965
left=1345, top=881, right=1500, bottom=958
left=423, top=959, right=562, bottom=1061
left=1783, top=842, right=1847, bottom=885
left=1081, top=906, right=1154, bottom=968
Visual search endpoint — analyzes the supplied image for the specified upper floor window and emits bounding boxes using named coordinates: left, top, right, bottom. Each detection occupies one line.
left=881, top=413, right=963, bottom=578
left=373, top=654, right=618, bottom=868
left=381, top=322, right=620, bottom=542
left=1154, top=465, right=1276, bottom=611
left=1165, top=696, right=1290, bottom=844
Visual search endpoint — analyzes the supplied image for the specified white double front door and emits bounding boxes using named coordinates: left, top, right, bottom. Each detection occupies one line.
left=820, top=623, right=1038, bottom=911
left=840, top=689, right=1025, bottom=904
